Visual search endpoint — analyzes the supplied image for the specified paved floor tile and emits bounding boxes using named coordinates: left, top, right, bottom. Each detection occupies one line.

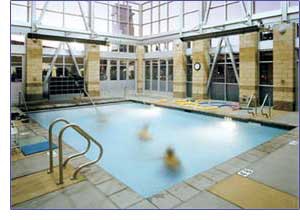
left=149, top=191, right=181, bottom=209
left=128, top=200, right=158, bottom=209
left=185, top=174, right=215, bottom=191
left=109, top=188, right=143, bottom=209
left=167, top=182, right=199, bottom=201
left=176, top=190, right=239, bottom=209
left=96, top=179, right=127, bottom=196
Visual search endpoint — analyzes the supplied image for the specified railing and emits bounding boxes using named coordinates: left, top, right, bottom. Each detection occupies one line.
left=79, top=88, right=99, bottom=114
left=261, top=93, right=272, bottom=118
left=48, top=118, right=104, bottom=185
left=18, top=91, right=28, bottom=112
left=247, top=93, right=258, bottom=116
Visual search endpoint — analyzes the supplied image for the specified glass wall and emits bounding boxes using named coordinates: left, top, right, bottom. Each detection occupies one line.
left=11, top=56, right=23, bottom=82
left=143, top=1, right=181, bottom=36
left=259, top=51, right=273, bottom=105
left=210, top=52, right=239, bottom=101
left=144, top=59, right=173, bottom=93
left=12, top=1, right=140, bottom=36
left=100, top=59, right=136, bottom=81
left=186, top=56, right=193, bottom=98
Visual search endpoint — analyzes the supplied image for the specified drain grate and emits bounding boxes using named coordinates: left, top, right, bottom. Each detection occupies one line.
left=237, top=168, right=254, bottom=177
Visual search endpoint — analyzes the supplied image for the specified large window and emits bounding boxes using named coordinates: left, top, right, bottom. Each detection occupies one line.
left=259, top=51, right=273, bottom=105
left=110, top=60, right=117, bottom=80
left=12, top=1, right=140, bottom=36
left=142, top=1, right=181, bottom=36
left=100, top=59, right=108, bottom=80
left=120, top=60, right=127, bottom=80
left=144, top=59, right=173, bottom=92
left=11, top=56, right=23, bottom=82
left=186, top=56, right=193, bottom=97
left=206, top=1, right=245, bottom=26
left=209, top=51, right=239, bottom=101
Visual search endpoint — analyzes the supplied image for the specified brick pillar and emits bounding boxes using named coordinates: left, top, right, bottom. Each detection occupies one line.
left=173, top=40, right=187, bottom=98
left=239, top=32, right=259, bottom=105
left=25, top=38, right=43, bottom=100
left=192, top=39, right=210, bottom=99
left=136, top=45, right=144, bottom=94
left=85, top=44, right=100, bottom=97
left=273, top=23, right=295, bottom=111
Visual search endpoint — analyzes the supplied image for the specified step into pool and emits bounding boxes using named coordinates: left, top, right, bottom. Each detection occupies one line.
left=29, top=102, right=288, bottom=197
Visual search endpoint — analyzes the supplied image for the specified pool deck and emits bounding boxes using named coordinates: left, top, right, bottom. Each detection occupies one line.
left=11, top=96, right=299, bottom=209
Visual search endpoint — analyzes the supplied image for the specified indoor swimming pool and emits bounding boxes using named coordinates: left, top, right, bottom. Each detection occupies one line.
left=29, top=102, right=288, bottom=197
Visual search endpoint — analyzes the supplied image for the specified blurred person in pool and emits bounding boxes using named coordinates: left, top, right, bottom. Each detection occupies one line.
left=138, top=124, right=152, bottom=141
left=164, top=146, right=180, bottom=170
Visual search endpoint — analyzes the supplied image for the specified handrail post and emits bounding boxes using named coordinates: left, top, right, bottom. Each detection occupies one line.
left=48, top=118, right=69, bottom=174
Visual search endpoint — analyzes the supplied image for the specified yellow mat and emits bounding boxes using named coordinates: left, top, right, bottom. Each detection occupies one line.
left=209, top=175, right=298, bottom=209
left=12, top=165, right=85, bottom=206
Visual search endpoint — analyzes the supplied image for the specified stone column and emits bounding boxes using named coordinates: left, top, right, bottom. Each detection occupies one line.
left=84, top=44, right=100, bottom=97
left=273, top=23, right=295, bottom=111
left=239, top=32, right=259, bottom=105
left=192, top=39, right=210, bottom=99
left=136, top=45, right=144, bottom=94
left=173, top=40, right=187, bottom=98
left=25, top=38, right=43, bottom=100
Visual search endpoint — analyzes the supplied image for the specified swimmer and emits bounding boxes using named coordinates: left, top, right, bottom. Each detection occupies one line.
left=164, top=147, right=180, bottom=170
left=138, top=124, right=152, bottom=141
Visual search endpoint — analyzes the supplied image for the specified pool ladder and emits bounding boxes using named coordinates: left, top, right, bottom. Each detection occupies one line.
left=48, top=118, right=104, bottom=185
left=260, top=94, right=272, bottom=118
left=246, top=94, right=258, bottom=116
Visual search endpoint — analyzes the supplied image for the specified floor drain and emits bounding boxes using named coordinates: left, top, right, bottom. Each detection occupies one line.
left=288, top=140, right=298, bottom=146
left=237, top=168, right=254, bottom=177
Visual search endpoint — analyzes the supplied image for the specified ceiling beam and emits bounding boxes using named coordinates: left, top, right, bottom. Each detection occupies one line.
left=27, top=33, right=108, bottom=45
left=180, top=25, right=260, bottom=41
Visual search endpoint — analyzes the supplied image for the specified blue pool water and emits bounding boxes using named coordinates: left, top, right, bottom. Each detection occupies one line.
left=29, top=102, right=287, bottom=197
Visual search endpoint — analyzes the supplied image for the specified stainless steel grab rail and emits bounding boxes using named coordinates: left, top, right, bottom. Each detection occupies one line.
left=247, top=93, right=257, bottom=116
left=261, top=94, right=272, bottom=118
left=57, top=124, right=104, bottom=184
left=48, top=118, right=70, bottom=173
left=48, top=119, right=104, bottom=185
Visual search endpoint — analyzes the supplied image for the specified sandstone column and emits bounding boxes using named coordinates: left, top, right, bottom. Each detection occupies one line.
left=173, top=40, right=187, bottom=98
left=136, top=45, right=144, bottom=94
left=192, top=39, right=210, bottom=99
left=273, top=23, right=295, bottom=111
left=239, top=32, right=259, bottom=105
left=84, top=44, right=100, bottom=97
left=25, top=38, right=43, bottom=100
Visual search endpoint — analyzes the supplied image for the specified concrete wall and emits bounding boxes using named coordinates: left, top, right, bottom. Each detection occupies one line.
left=239, top=32, right=259, bottom=104
left=192, top=39, right=210, bottom=99
left=25, top=38, right=43, bottom=100
left=85, top=44, right=100, bottom=97
left=173, top=40, right=187, bottom=98
left=273, top=23, right=296, bottom=111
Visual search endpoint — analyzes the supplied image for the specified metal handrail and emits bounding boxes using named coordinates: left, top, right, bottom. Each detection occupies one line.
left=57, top=123, right=104, bottom=184
left=247, top=93, right=257, bottom=116
left=18, top=91, right=28, bottom=112
left=79, top=88, right=99, bottom=114
left=261, top=94, right=272, bottom=118
left=48, top=118, right=70, bottom=173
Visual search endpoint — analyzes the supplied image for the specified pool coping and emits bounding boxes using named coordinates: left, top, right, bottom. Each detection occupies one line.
left=26, top=99, right=297, bottom=130
left=12, top=100, right=299, bottom=209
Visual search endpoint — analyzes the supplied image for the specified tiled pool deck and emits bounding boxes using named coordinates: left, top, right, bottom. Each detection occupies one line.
left=11, top=96, right=299, bottom=209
